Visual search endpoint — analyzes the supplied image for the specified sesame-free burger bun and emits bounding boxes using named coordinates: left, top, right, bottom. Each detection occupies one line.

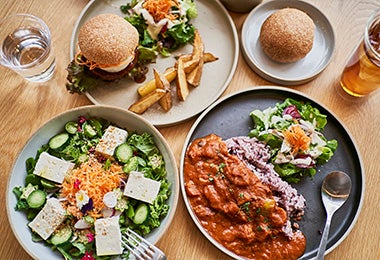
left=78, top=14, right=139, bottom=65
left=260, top=8, right=314, bottom=63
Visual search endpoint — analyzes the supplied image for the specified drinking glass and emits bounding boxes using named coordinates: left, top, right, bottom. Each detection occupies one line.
left=340, top=8, right=380, bottom=97
left=0, top=14, right=56, bottom=82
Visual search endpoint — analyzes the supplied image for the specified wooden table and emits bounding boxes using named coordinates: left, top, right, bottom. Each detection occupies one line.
left=1, top=0, right=379, bottom=259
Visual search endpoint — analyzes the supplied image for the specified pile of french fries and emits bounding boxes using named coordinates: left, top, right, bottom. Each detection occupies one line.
left=128, top=30, right=218, bottom=114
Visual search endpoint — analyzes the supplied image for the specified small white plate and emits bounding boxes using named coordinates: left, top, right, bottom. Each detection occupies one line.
left=241, top=0, right=335, bottom=85
left=70, top=0, right=239, bottom=127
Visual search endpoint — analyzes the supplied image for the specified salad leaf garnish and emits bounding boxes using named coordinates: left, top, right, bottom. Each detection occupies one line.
left=66, top=58, right=99, bottom=95
left=249, top=98, right=338, bottom=183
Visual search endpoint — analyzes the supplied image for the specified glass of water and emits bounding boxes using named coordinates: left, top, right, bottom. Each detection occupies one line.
left=0, top=14, right=56, bottom=82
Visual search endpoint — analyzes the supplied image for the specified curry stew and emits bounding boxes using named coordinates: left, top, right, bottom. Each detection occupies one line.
left=184, top=134, right=306, bottom=259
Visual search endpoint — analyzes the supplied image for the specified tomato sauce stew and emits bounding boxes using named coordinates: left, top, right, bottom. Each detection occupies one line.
left=184, top=134, right=306, bottom=259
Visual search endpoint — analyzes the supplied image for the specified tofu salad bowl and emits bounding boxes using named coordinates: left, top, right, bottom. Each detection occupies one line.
left=6, top=105, right=179, bottom=259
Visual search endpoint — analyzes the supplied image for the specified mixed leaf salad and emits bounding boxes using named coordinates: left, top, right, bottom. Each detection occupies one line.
left=249, top=98, right=338, bottom=183
left=13, top=116, right=171, bottom=259
left=121, top=0, right=198, bottom=58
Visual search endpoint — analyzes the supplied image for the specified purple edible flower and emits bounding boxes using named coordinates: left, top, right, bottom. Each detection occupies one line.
left=283, top=105, right=301, bottom=119
left=80, top=198, right=94, bottom=214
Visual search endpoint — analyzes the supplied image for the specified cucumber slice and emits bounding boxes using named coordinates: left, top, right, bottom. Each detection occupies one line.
left=115, top=143, right=133, bottom=163
left=132, top=203, right=149, bottom=225
left=64, top=121, right=78, bottom=134
left=122, top=156, right=139, bottom=173
left=126, top=205, right=135, bottom=219
left=83, top=122, right=97, bottom=138
left=40, top=179, right=57, bottom=190
left=88, top=119, right=103, bottom=135
left=26, top=190, right=46, bottom=208
left=49, top=133, right=70, bottom=151
left=51, top=225, right=72, bottom=246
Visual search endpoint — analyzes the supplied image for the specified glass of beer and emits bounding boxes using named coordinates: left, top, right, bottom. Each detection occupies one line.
left=0, top=14, right=55, bottom=82
left=340, top=8, right=380, bottom=97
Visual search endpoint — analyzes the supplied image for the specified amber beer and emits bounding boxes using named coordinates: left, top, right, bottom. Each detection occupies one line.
left=340, top=9, right=380, bottom=97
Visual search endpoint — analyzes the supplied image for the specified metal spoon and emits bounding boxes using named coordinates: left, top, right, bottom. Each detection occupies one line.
left=316, top=171, right=352, bottom=260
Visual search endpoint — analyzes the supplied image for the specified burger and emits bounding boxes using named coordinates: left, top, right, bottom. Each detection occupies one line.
left=66, top=14, right=146, bottom=94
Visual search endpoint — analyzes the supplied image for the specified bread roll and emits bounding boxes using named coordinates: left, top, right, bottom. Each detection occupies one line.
left=260, top=8, right=314, bottom=63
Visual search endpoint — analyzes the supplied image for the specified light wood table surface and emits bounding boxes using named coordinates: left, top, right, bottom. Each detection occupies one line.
left=1, top=0, right=379, bottom=259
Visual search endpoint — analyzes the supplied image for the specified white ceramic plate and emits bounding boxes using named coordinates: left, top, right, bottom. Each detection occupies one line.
left=241, top=0, right=335, bottom=85
left=70, top=0, right=239, bottom=127
left=6, top=105, right=179, bottom=259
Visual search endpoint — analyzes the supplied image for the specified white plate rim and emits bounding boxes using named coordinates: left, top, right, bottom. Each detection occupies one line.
left=69, top=0, right=239, bottom=127
left=241, top=0, right=335, bottom=85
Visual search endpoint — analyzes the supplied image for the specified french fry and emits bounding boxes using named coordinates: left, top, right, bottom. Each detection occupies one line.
left=176, top=57, right=189, bottom=101
left=204, top=52, right=219, bottom=63
left=191, top=30, right=204, bottom=61
left=184, top=59, right=200, bottom=73
left=187, top=30, right=204, bottom=87
left=137, top=67, right=177, bottom=97
left=187, top=58, right=204, bottom=87
left=179, top=52, right=219, bottom=74
left=128, top=88, right=167, bottom=114
left=130, top=28, right=218, bottom=114
left=153, top=68, right=172, bottom=111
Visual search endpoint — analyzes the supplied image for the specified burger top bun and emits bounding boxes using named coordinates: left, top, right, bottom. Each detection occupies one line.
left=78, top=14, right=139, bottom=65
left=259, top=8, right=314, bottom=63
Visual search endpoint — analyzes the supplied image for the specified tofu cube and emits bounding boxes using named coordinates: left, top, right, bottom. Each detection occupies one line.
left=95, top=126, right=128, bottom=158
left=33, top=152, right=75, bottom=184
left=124, top=171, right=161, bottom=204
left=28, top=198, right=66, bottom=240
left=95, top=217, right=123, bottom=256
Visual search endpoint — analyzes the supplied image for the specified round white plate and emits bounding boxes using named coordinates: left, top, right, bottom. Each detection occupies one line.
left=70, top=0, right=239, bottom=127
left=7, top=105, right=179, bottom=259
left=241, top=0, right=335, bottom=85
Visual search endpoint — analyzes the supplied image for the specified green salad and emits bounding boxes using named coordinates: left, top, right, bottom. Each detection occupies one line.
left=13, top=116, right=171, bottom=259
left=121, top=0, right=198, bottom=58
left=249, top=98, right=338, bottom=183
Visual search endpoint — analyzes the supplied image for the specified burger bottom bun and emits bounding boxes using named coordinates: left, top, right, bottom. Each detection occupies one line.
left=260, top=8, right=315, bottom=63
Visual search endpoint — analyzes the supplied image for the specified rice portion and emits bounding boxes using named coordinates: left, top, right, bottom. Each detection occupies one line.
left=225, top=136, right=306, bottom=221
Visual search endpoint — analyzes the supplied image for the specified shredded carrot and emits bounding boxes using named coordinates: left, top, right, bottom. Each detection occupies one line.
left=60, top=156, right=124, bottom=219
left=283, top=125, right=311, bottom=154
left=143, top=0, right=179, bottom=22
left=75, top=51, right=107, bottom=70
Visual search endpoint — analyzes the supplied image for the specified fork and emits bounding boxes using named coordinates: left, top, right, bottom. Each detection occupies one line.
left=121, top=228, right=167, bottom=260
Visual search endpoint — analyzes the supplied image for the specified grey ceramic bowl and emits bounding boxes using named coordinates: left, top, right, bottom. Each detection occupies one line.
left=220, top=0, right=263, bottom=13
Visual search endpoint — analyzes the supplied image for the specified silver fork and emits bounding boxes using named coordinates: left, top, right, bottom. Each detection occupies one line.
left=121, top=228, right=166, bottom=260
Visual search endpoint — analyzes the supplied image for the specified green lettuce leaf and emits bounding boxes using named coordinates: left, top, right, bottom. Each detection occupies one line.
left=65, top=59, right=99, bottom=94
left=166, top=23, right=195, bottom=49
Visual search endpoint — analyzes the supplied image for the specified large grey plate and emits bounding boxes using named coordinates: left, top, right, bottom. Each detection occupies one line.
left=70, top=0, right=238, bottom=127
left=180, top=86, right=364, bottom=259
left=241, top=0, right=335, bottom=85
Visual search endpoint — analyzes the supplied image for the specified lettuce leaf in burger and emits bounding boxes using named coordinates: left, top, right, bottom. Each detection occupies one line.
left=66, top=14, right=152, bottom=94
